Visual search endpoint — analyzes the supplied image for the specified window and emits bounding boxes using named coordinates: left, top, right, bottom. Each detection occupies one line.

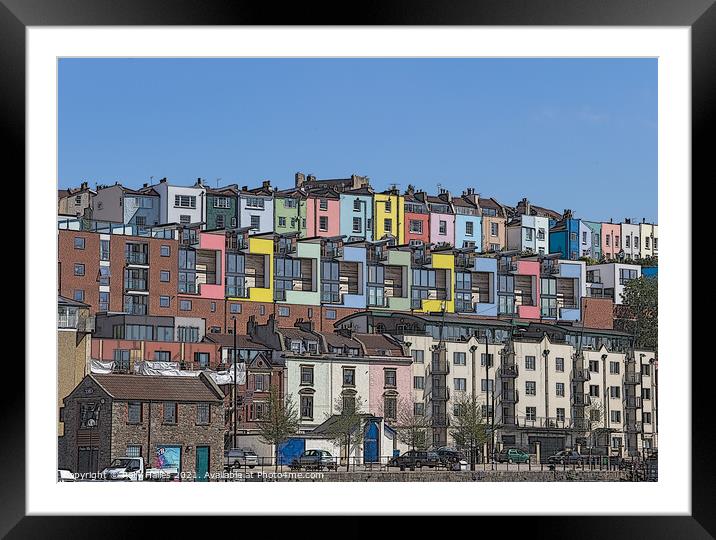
left=157, top=326, right=174, bottom=341
left=526, top=407, right=536, bottom=421
left=453, top=352, right=466, bottom=366
left=74, top=237, right=85, bottom=249
left=100, top=240, right=110, bottom=260
left=301, top=366, right=314, bottom=385
left=615, top=236, right=620, bottom=248
left=414, top=376, right=425, bottom=390
left=641, top=364, right=651, bottom=376
left=556, top=408, right=565, bottom=422
left=625, top=236, right=630, bottom=248
left=254, top=374, right=270, bottom=392
left=525, top=356, right=536, bottom=370
left=160, top=270, right=170, bottom=282
left=480, top=379, right=494, bottom=392
left=99, top=291, right=109, bottom=311
left=465, top=221, right=474, bottom=236
left=439, top=220, right=447, bottom=235
left=610, top=410, right=621, bottom=423
left=163, top=402, right=177, bottom=424
left=384, top=218, right=393, bottom=233
left=609, top=361, right=620, bottom=374
left=179, top=299, right=192, bottom=311
left=589, top=385, right=600, bottom=398
left=653, top=238, right=658, bottom=249
left=384, top=396, right=397, bottom=420
left=612, top=437, right=623, bottom=449
left=414, top=402, right=425, bottom=416
left=318, top=198, right=328, bottom=211
left=353, top=199, right=361, bottom=211
left=74, top=264, right=85, bottom=276
left=343, top=368, right=356, bottom=386
left=408, top=219, right=424, bottom=234
left=385, top=200, right=392, bottom=212
left=284, top=198, right=297, bottom=208
left=590, top=409, right=601, bottom=422
left=384, top=369, right=397, bottom=388
left=250, top=402, right=267, bottom=420
left=645, top=237, right=650, bottom=249
left=128, top=402, right=142, bottom=424
left=589, top=360, right=599, bottom=373
left=556, top=382, right=565, bottom=397
left=160, top=245, right=170, bottom=257
left=642, top=388, right=651, bottom=400
left=352, top=217, right=362, bottom=233
left=491, top=222, right=499, bottom=236
left=606, top=236, right=610, bottom=247
left=98, top=267, right=110, bottom=286
left=177, top=326, right=199, bottom=343
left=214, top=197, right=231, bottom=209
left=343, top=395, right=356, bottom=413
left=319, top=216, right=328, bottom=231
left=215, top=214, right=225, bottom=229
left=610, top=386, right=620, bottom=399
left=125, top=325, right=154, bottom=340
left=454, top=378, right=467, bottom=392
left=326, top=309, right=337, bottom=320
left=278, top=216, right=287, bottom=228
left=555, top=357, right=564, bottom=372
left=211, top=302, right=216, bottom=313
left=582, top=231, right=588, bottom=244
left=278, top=306, right=290, bottom=317
left=245, top=197, right=265, bottom=209
left=412, top=350, right=424, bottom=364
left=525, top=228, right=533, bottom=241
left=300, top=395, right=314, bottom=419
left=525, top=381, right=536, bottom=395
left=74, top=195, right=82, bottom=205
left=643, top=412, right=652, bottom=424
left=250, top=215, right=261, bottom=230
left=174, top=195, right=196, bottom=208
left=194, top=352, right=210, bottom=369
left=126, top=445, right=142, bottom=458
left=480, top=354, right=494, bottom=367
left=73, top=289, right=85, bottom=302
left=154, top=351, right=171, bottom=362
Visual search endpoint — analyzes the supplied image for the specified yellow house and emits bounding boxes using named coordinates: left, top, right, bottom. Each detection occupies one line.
left=414, top=251, right=455, bottom=313
left=374, top=190, right=405, bottom=244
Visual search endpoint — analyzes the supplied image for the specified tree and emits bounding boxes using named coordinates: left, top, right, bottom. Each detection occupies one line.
left=449, top=393, right=488, bottom=471
left=324, top=394, right=366, bottom=471
left=617, top=276, right=658, bottom=351
left=256, top=386, right=300, bottom=471
left=391, top=397, right=431, bottom=452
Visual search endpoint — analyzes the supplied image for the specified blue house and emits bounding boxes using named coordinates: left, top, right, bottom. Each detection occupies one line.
left=339, top=187, right=374, bottom=242
left=549, top=210, right=580, bottom=260
left=453, top=191, right=482, bottom=251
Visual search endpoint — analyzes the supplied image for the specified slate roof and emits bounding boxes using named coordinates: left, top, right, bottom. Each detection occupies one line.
left=91, top=373, right=224, bottom=402
left=204, top=334, right=268, bottom=350
left=353, top=333, right=405, bottom=356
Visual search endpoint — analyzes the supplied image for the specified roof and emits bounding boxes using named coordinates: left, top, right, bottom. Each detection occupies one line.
left=206, top=185, right=239, bottom=196
left=318, top=332, right=363, bottom=350
left=452, top=196, right=477, bottom=208
left=280, top=327, right=320, bottom=342
left=90, top=373, right=224, bottom=402
left=478, top=197, right=506, bottom=212
left=312, top=413, right=377, bottom=435
left=354, top=333, right=405, bottom=356
left=58, top=295, right=90, bottom=308
left=343, top=186, right=374, bottom=196
left=203, top=334, right=268, bottom=350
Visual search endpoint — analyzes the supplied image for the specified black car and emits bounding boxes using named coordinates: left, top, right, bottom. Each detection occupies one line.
left=435, top=448, right=465, bottom=466
left=546, top=450, right=584, bottom=465
left=388, top=450, right=441, bottom=470
left=289, top=450, right=338, bottom=471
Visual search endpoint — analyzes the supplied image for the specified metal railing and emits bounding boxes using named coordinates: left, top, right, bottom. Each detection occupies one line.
left=428, top=386, right=450, bottom=400
left=124, top=279, right=147, bottom=291
left=497, top=364, right=519, bottom=378
left=571, top=368, right=591, bottom=382
left=125, top=252, right=148, bottom=265
left=624, top=373, right=642, bottom=385
left=572, top=394, right=592, bottom=406
left=500, top=389, right=519, bottom=403
left=623, top=396, right=643, bottom=408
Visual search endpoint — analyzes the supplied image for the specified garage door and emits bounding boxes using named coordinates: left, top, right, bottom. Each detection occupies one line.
left=528, top=436, right=565, bottom=463
left=277, top=438, right=305, bottom=465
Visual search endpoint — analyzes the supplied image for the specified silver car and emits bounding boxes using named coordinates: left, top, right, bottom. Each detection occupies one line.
left=224, top=448, right=259, bottom=469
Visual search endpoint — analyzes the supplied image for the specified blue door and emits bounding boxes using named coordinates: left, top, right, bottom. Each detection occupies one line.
left=195, top=446, right=209, bottom=482
left=364, top=421, right=379, bottom=463
left=278, top=438, right=305, bottom=465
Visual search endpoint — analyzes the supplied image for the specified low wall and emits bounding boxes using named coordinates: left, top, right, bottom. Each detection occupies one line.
left=262, top=470, right=627, bottom=482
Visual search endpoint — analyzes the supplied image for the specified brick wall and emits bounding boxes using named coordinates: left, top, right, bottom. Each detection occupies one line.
left=581, top=298, right=614, bottom=330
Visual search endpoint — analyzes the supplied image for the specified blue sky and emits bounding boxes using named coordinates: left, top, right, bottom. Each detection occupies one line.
left=59, top=58, right=657, bottom=222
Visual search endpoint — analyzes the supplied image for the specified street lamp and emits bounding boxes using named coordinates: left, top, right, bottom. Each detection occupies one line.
left=232, top=315, right=238, bottom=451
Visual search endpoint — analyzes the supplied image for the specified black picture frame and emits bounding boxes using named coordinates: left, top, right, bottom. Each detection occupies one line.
left=4, top=0, right=708, bottom=535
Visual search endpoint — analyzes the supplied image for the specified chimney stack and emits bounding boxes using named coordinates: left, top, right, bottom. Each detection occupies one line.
left=143, top=183, right=149, bottom=188
left=262, top=180, right=271, bottom=190
left=295, top=172, right=305, bottom=187
left=80, top=181, right=88, bottom=190
left=160, top=178, right=167, bottom=184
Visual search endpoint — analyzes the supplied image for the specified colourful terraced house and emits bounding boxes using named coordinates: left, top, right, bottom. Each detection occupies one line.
left=373, top=189, right=405, bottom=244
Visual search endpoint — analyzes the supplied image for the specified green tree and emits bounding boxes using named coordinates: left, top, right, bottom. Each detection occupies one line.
left=449, top=393, right=489, bottom=471
left=618, top=276, right=658, bottom=351
left=324, top=395, right=366, bottom=471
left=256, top=386, right=300, bottom=471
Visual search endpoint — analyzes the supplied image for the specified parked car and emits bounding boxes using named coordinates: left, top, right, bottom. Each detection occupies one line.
left=387, top=450, right=441, bottom=470
left=57, top=469, right=75, bottom=482
left=546, top=450, right=584, bottom=465
left=435, top=448, right=466, bottom=466
left=496, top=448, right=530, bottom=464
left=289, top=450, right=338, bottom=471
left=101, top=457, right=146, bottom=481
left=224, top=448, right=259, bottom=469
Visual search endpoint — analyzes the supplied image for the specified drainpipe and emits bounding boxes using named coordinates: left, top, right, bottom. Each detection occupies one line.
left=543, top=349, right=550, bottom=425
left=470, top=345, right=478, bottom=398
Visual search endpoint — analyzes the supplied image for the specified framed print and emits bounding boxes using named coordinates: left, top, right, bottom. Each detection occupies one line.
left=3, top=0, right=710, bottom=535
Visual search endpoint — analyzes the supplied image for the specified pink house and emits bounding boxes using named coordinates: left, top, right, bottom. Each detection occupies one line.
left=305, top=191, right=341, bottom=238
left=429, top=211, right=456, bottom=246
left=601, top=222, right=621, bottom=260
left=516, top=260, right=541, bottom=319
left=194, top=231, right=226, bottom=299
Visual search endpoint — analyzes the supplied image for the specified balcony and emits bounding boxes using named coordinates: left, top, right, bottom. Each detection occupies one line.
left=623, top=396, right=643, bottom=408
left=517, top=416, right=570, bottom=429
left=123, top=304, right=147, bottom=315
left=499, top=262, right=518, bottom=273
left=572, top=418, right=591, bottom=431
left=125, top=252, right=148, bottom=265
left=571, top=368, right=591, bottom=382
left=367, top=249, right=388, bottom=263
left=572, top=394, right=592, bottom=406
left=431, top=414, right=449, bottom=427
left=124, top=279, right=148, bottom=291
left=624, top=373, right=642, bottom=385
left=500, top=389, right=519, bottom=404
left=498, top=363, right=519, bottom=378
left=455, top=300, right=476, bottom=313
left=429, top=387, right=450, bottom=401
left=625, top=423, right=643, bottom=433
left=322, top=244, right=343, bottom=259
left=321, top=291, right=342, bottom=304
left=428, top=360, right=450, bottom=376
